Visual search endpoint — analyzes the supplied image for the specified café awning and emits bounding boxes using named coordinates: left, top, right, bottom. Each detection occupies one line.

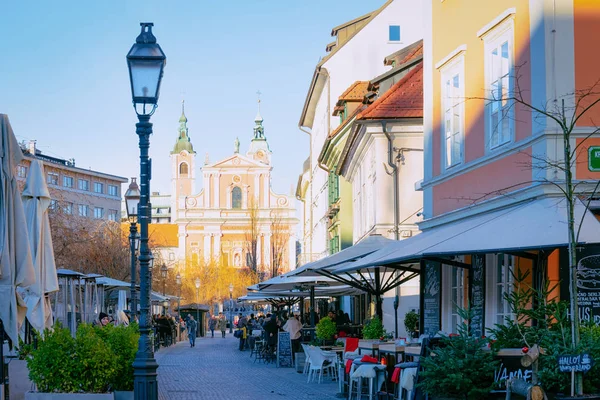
left=335, top=196, right=600, bottom=274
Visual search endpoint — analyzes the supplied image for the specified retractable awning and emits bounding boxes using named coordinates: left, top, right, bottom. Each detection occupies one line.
left=335, top=196, right=600, bottom=274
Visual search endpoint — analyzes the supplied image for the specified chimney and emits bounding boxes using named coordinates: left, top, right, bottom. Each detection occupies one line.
left=28, top=140, right=37, bottom=155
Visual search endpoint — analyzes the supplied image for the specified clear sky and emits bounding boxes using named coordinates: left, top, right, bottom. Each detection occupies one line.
left=0, top=1, right=382, bottom=196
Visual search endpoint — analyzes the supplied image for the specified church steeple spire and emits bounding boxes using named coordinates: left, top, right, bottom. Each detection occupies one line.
left=253, top=93, right=265, bottom=140
left=171, top=100, right=195, bottom=154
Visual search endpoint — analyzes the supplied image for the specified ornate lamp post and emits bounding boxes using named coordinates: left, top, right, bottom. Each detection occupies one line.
left=126, top=22, right=166, bottom=400
left=125, top=179, right=141, bottom=314
left=229, top=283, right=233, bottom=334
left=195, top=278, right=201, bottom=337
left=175, top=272, right=181, bottom=320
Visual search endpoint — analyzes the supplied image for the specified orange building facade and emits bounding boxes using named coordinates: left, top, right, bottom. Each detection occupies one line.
left=419, top=0, right=600, bottom=333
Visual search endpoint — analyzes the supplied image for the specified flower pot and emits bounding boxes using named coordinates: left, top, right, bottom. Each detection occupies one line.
left=9, top=359, right=32, bottom=400
left=25, top=392, right=114, bottom=399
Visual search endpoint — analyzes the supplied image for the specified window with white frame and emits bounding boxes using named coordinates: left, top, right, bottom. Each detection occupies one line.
left=94, top=207, right=103, bottom=219
left=450, top=267, right=466, bottom=333
left=484, top=19, right=514, bottom=149
left=47, top=172, right=59, bottom=185
left=440, top=56, right=464, bottom=169
left=108, top=184, right=118, bottom=197
left=17, top=164, right=27, bottom=178
left=49, top=199, right=58, bottom=211
left=108, top=209, right=119, bottom=221
left=78, top=179, right=90, bottom=191
left=495, top=253, right=515, bottom=325
left=63, top=202, right=73, bottom=215
left=78, top=204, right=89, bottom=217
left=352, top=146, right=376, bottom=239
left=94, top=182, right=104, bottom=193
left=63, top=176, right=74, bottom=188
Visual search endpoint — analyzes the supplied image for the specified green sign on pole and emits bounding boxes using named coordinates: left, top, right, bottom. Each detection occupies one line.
left=589, top=146, right=600, bottom=172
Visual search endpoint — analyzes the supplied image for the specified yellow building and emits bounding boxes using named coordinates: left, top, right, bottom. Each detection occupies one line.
left=156, top=102, right=298, bottom=278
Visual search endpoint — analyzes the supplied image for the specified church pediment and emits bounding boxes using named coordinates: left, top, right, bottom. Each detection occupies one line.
left=204, top=154, right=268, bottom=169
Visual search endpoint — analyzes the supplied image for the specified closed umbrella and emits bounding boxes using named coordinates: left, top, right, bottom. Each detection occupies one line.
left=21, top=159, right=59, bottom=335
left=0, top=114, right=35, bottom=345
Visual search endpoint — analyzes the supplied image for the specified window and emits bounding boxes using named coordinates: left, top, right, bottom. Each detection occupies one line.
left=78, top=179, right=90, bottom=191
left=179, top=162, right=188, bottom=177
left=94, top=207, right=104, bottom=219
left=108, top=185, right=118, bottom=197
left=108, top=209, right=119, bottom=221
left=78, top=204, right=89, bottom=217
left=329, top=234, right=340, bottom=255
left=17, top=165, right=27, bottom=178
left=47, top=172, right=59, bottom=185
left=441, top=56, right=464, bottom=169
left=63, top=202, right=73, bottom=215
left=389, top=25, right=401, bottom=42
left=495, top=254, right=515, bottom=325
left=484, top=20, right=514, bottom=149
left=63, top=176, right=74, bottom=188
left=94, top=182, right=104, bottom=193
left=450, top=267, right=466, bottom=333
left=49, top=199, right=58, bottom=211
left=231, top=186, right=242, bottom=209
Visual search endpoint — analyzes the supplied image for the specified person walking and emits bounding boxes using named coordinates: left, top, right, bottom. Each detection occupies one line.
left=187, top=315, right=198, bottom=348
left=218, top=312, right=227, bottom=338
left=208, top=314, right=217, bottom=338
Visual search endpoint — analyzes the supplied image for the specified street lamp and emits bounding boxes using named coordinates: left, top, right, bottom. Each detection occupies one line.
left=125, top=178, right=141, bottom=315
left=175, top=272, right=181, bottom=320
left=229, top=283, right=233, bottom=334
left=127, top=21, right=166, bottom=400
left=162, top=300, right=169, bottom=316
left=195, top=278, right=201, bottom=337
left=160, top=263, right=168, bottom=296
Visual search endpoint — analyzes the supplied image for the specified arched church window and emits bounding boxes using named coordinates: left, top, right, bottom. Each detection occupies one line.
left=232, top=186, right=242, bottom=209
left=179, top=162, right=189, bottom=177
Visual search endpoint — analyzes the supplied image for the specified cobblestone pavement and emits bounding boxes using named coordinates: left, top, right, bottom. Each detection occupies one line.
left=156, top=334, right=340, bottom=400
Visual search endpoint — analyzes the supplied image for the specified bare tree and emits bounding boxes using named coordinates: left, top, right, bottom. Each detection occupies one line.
left=466, top=70, right=600, bottom=395
left=270, top=210, right=288, bottom=278
left=244, top=199, right=260, bottom=274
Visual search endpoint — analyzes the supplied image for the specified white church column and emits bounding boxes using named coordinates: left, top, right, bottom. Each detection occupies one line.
left=213, top=233, right=221, bottom=260
left=204, top=173, right=211, bottom=208
left=242, top=185, right=249, bottom=209
left=262, top=175, right=269, bottom=208
left=226, top=185, right=231, bottom=208
left=254, top=175, right=260, bottom=204
left=203, top=234, right=211, bottom=264
left=264, top=233, right=271, bottom=273
left=256, top=234, right=262, bottom=269
left=177, top=225, right=187, bottom=261
left=288, top=233, right=296, bottom=271
left=214, top=173, right=220, bottom=208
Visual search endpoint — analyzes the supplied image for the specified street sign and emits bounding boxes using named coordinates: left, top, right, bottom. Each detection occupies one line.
left=588, top=146, right=600, bottom=172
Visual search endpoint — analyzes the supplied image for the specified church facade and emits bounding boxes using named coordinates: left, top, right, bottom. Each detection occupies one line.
left=163, top=102, right=298, bottom=276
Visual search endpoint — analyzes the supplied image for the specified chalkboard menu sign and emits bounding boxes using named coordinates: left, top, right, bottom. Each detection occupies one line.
left=277, top=331, right=293, bottom=368
left=470, top=254, right=486, bottom=337
left=421, top=261, right=441, bottom=336
left=560, top=247, right=600, bottom=325
left=558, top=354, right=594, bottom=373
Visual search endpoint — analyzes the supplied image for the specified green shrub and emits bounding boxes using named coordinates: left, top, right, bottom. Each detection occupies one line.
left=418, top=308, right=498, bottom=400
left=26, top=323, right=139, bottom=393
left=316, top=317, right=337, bottom=341
left=362, top=316, right=386, bottom=339
left=94, top=324, right=140, bottom=391
left=404, top=310, right=419, bottom=339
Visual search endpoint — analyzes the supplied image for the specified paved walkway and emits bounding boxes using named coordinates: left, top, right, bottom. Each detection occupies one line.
left=156, top=333, right=340, bottom=400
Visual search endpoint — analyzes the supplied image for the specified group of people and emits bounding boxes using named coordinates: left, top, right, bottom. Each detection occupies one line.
left=206, top=312, right=229, bottom=338
left=234, top=312, right=303, bottom=358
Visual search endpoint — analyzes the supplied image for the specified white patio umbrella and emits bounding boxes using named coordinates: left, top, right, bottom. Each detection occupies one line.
left=21, top=159, right=59, bottom=335
left=0, top=114, right=35, bottom=345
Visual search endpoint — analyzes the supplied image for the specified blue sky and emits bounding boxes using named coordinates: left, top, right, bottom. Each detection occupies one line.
left=0, top=1, right=381, bottom=196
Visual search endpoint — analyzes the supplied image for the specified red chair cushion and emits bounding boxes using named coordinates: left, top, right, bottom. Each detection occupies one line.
left=360, top=355, right=378, bottom=363
left=391, top=367, right=401, bottom=383
left=345, top=337, right=359, bottom=353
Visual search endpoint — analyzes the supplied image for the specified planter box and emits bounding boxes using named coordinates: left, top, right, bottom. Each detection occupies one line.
left=9, top=359, right=32, bottom=400
left=113, top=392, right=133, bottom=400
left=25, top=393, right=114, bottom=400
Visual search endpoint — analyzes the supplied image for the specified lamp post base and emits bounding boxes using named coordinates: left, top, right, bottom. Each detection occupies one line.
left=133, top=357, right=159, bottom=400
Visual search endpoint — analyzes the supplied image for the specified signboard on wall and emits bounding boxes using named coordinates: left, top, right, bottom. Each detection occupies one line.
left=421, top=260, right=441, bottom=336
left=588, top=146, right=600, bottom=172
left=560, top=246, right=600, bottom=325
left=470, top=254, right=486, bottom=337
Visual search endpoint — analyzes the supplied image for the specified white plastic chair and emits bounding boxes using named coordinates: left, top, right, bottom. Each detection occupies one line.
left=306, top=347, right=336, bottom=384
left=301, top=343, right=312, bottom=375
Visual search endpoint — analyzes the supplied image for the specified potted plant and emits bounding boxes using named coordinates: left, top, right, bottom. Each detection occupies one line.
left=418, top=308, right=499, bottom=400
left=25, top=323, right=139, bottom=399
left=362, top=316, right=386, bottom=340
left=404, top=310, right=419, bottom=340
left=315, top=316, right=337, bottom=345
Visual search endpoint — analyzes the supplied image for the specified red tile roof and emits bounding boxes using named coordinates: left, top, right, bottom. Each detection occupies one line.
left=357, top=62, right=423, bottom=120
left=338, top=81, right=369, bottom=102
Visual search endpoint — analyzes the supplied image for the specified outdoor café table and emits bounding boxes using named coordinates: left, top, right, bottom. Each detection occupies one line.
left=379, top=343, right=406, bottom=393
left=358, top=340, right=392, bottom=359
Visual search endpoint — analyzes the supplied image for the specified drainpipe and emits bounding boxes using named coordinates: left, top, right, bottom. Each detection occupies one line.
left=382, top=122, right=399, bottom=241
